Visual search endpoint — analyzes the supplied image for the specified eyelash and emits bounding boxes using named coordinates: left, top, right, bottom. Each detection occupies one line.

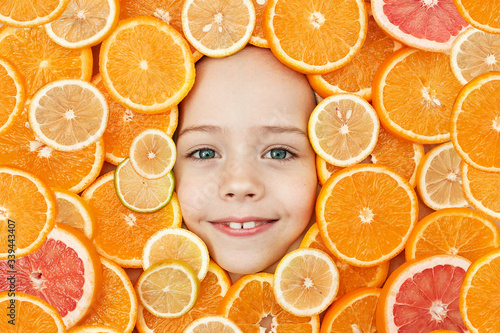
left=185, top=146, right=298, bottom=161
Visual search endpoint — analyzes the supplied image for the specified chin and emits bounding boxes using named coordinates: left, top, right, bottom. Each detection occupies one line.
left=212, top=249, right=283, bottom=276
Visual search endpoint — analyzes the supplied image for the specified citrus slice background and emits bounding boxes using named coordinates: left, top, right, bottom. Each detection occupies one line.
left=461, top=162, right=500, bottom=221
left=0, top=0, right=71, bottom=28
left=0, top=56, right=25, bottom=136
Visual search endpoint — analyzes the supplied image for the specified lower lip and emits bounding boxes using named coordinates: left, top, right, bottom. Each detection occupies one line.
left=210, top=220, right=278, bottom=237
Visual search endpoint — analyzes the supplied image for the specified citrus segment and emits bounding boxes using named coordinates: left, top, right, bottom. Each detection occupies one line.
left=80, top=257, right=138, bottom=333
left=264, top=0, right=368, bottom=74
left=92, top=74, right=178, bottom=165
left=119, top=0, right=203, bottom=62
left=373, top=47, right=464, bottom=144
left=29, top=79, right=108, bottom=152
left=54, top=188, right=95, bottom=240
left=450, top=27, right=500, bottom=84
left=0, top=167, right=56, bottom=259
left=316, top=164, right=419, bottom=267
left=416, top=141, right=468, bottom=210
left=315, top=155, right=342, bottom=186
left=405, top=208, right=500, bottom=262
left=273, top=248, right=339, bottom=317
left=307, top=12, right=402, bottom=101
left=45, top=0, right=120, bottom=49
left=459, top=248, right=500, bottom=333
left=371, top=0, right=469, bottom=52
left=308, top=94, right=380, bottom=167
left=450, top=72, right=500, bottom=172
left=0, top=291, right=65, bottom=332
left=0, top=26, right=93, bottom=97
left=184, top=316, right=243, bottom=333
left=68, top=325, right=121, bottom=333
left=376, top=255, right=470, bottom=333
left=0, top=0, right=71, bottom=28
left=130, top=129, right=176, bottom=180
left=99, top=16, right=195, bottom=114
left=142, top=227, right=209, bottom=280
left=181, top=0, right=256, bottom=58
left=320, top=287, right=381, bottom=333
left=0, top=56, right=25, bottom=136
left=300, top=223, right=389, bottom=300
left=249, top=0, right=268, bottom=48
left=136, top=260, right=231, bottom=333
left=0, top=107, right=105, bottom=193
left=136, top=259, right=200, bottom=318
left=114, top=158, right=175, bottom=213
left=461, top=162, right=500, bottom=221
left=0, top=223, right=102, bottom=328
left=219, top=273, right=320, bottom=333
left=81, top=172, right=182, bottom=268
left=453, top=0, right=500, bottom=34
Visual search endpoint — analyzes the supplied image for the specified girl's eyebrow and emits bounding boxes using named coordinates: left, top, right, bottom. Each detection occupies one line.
left=176, top=125, right=307, bottom=138
left=176, top=125, right=222, bottom=138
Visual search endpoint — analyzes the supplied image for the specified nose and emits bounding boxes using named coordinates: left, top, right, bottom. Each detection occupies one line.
left=218, top=159, right=265, bottom=201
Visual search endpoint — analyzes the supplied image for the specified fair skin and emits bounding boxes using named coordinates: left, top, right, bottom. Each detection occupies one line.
left=173, top=46, right=318, bottom=281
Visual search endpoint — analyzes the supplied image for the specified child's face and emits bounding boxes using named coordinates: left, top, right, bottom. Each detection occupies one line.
left=173, top=47, right=318, bottom=275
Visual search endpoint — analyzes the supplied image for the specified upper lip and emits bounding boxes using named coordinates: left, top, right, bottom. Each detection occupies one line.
left=210, top=216, right=277, bottom=223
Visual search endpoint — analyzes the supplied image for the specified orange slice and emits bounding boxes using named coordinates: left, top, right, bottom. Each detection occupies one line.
left=315, top=155, right=343, bottom=186
left=273, top=248, right=339, bottom=317
left=0, top=167, right=56, bottom=259
left=80, top=256, right=138, bottom=333
left=405, top=208, right=500, bottom=262
left=142, top=227, right=210, bottom=280
left=316, top=164, right=418, bottom=267
left=68, top=325, right=121, bottom=333
left=184, top=316, right=243, bottom=333
left=307, top=11, right=402, bottom=101
left=29, top=79, right=108, bottom=152
left=450, top=27, right=500, bottom=84
left=451, top=72, right=500, bottom=172
left=136, top=260, right=231, bottom=333
left=320, top=287, right=381, bottom=333
left=377, top=255, right=470, bottom=333
left=0, top=106, right=105, bottom=193
left=300, top=223, right=389, bottom=301
left=0, top=56, right=25, bottom=136
left=81, top=172, right=182, bottom=268
left=461, top=162, right=500, bottom=221
left=99, top=16, right=195, bottom=114
left=114, top=158, right=175, bottom=213
left=181, top=0, right=256, bottom=58
left=308, top=94, right=380, bottom=167
left=135, top=259, right=200, bottom=318
left=453, top=0, right=500, bottom=34
left=0, top=26, right=92, bottom=97
left=371, top=0, right=469, bottom=52
left=0, top=291, right=65, bottom=332
left=460, top=248, right=500, bottom=333
left=92, top=74, right=178, bottom=165
left=0, top=0, right=71, bottom=28
left=264, top=0, right=367, bottom=74
left=54, top=188, right=95, bottom=240
left=249, top=0, right=268, bottom=48
left=129, top=129, right=176, bottom=180
left=219, top=273, right=320, bottom=333
left=119, top=0, right=203, bottom=62
left=373, top=47, right=464, bottom=144
left=45, top=0, right=120, bottom=49
left=0, top=223, right=102, bottom=328
left=416, top=141, right=468, bottom=210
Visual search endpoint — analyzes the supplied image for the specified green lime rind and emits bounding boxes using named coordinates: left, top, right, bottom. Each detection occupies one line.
left=114, top=158, right=175, bottom=213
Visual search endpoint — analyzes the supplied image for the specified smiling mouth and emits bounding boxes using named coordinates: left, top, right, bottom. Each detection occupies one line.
left=223, top=221, right=270, bottom=229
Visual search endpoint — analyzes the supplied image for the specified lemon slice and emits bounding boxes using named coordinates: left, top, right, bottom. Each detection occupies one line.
left=183, top=316, right=243, bottom=333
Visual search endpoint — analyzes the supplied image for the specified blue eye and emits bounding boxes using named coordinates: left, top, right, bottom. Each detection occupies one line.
left=192, top=148, right=219, bottom=159
left=265, top=148, right=291, bottom=160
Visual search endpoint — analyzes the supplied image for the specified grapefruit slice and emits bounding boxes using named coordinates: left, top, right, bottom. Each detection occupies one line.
left=371, top=0, right=469, bottom=52
left=376, top=254, right=470, bottom=333
left=0, top=223, right=102, bottom=328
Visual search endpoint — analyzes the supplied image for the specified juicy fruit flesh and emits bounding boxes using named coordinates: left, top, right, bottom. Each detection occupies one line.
left=393, top=265, right=468, bottom=332
left=381, top=0, right=468, bottom=42
left=0, top=238, right=85, bottom=317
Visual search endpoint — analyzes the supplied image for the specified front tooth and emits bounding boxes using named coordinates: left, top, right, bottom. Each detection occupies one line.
left=243, top=221, right=256, bottom=229
left=229, top=222, right=242, bottom=229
